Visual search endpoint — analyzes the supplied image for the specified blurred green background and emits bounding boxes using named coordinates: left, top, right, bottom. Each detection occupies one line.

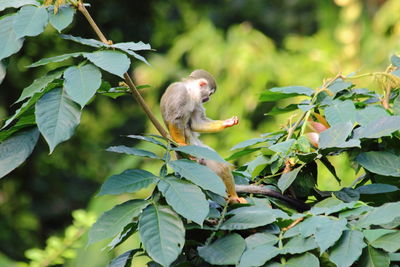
left=1, top=0, right=400, bottom=265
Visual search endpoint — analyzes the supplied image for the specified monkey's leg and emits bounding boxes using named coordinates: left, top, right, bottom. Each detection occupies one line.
left=204, top=159, right=247, bottom=204
left=168, top=123, right=187, bottom=146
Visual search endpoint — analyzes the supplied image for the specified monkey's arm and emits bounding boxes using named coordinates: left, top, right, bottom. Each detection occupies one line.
left=191, top=115, right=239, bottom=133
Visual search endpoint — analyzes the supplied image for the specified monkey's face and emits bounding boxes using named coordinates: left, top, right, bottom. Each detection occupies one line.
left=198, top=79, right=216, bottom=103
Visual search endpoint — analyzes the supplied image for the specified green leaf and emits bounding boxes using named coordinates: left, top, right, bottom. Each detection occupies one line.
left=310, top=197, right=356, bottom=215
left=106, top=223, right=137, bottom=251
left=364, top=229, right=396, bottom=243
left=260, top=86, right=314, bottom=102
left=267, top=104, right=298, bottom=115
left=277, top=166, right=303, bottom=193
left=356, top=184, right=399, bottom=195
left=245, top=233, right=279, bottom=248
left=0, top=14, right=23, bottom=61
left=112, top=42, right=151, bottom=64
left=239, top=245, right=280, bottom=267
left=356, top=151, right=400, bottom=177
left=173, top=145, right=227, bottom=163
left=282, top=236, right=318, bottom=255
left=198, top=233, right=246, bottom=265
left=15, top=69, right=64, bottom=103
left=269, top=139, right=295, bottom=154
left=0, top=128, right=39, bottom=178
left=0, top=0, right=39, bottom=11
left=98, top=169, right=158, bottom=196
left=106, top=145, right=160, bottom=159
left=283, top=252, right=319, bottom=267
left=391, top=54, right=400, bottom=67
left=28, top=52, right=82, bottom=68
left=126, top=134, right=166, bottom=148
left=329, top=230, right=366, bottom=267
left=138, top=205, right=185, bottom=267
left=220, top=206, right=277, bottom=230
left=158, top=177, right=209, bottom=225
left=35, top=88, right=81, bottom=153
left=359, top=246, right=390, bottom=267
left=231, top=138, right=266, bottom=150
left=13, top=6, right=48, bottom=38
left=88, top=199, right=149, bottom=245
left=226, top=147, right=259, bottom=161
left=318, top=122, right=360, bottom=149
left=64, top=64, right=102, bottom=108
left=370, top=231, right=400, bottom=252
left=60, top=34, right=107, bottom=48
left=168, top=159, right=226, bottom=196
left=48, top=5, right=75, bottom=32
left=83, top=51, right=130, bottom=78
left=356, top=106, right=389, bottom=126
left=324, top=100, right=356, bottom=126
left=314, top=218, right=347, bottom=254
left=353, top=116, right=400, bottom=139
left=0, top=113, right=36, bottom=141
left=357, top=202, right=400, bottom=228
left=109, top=249, right=140, bottom=267
left=328, top=79, right=353, bottom=94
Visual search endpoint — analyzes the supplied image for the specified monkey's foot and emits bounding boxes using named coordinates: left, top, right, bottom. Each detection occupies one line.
left=228, top=196, right=247, bottom=204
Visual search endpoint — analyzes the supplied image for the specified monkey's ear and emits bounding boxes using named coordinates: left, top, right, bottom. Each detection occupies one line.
left=199, top=80, right=207, bottom=87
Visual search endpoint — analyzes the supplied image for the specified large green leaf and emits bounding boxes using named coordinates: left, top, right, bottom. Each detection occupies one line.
left=358, top=246, right=390, bottom=267
left=0, top=14, right=23, bottom=61
left=324, top=100, right=356, bottom=126
left=357, top=202, right=400, bottom=228
left=98, top=169, right=158, bottom=196
left=329, top=230, right=366, bottom=267
left=112, top=42, right=151, bottom=64
left=0, top=128, right=39, bottom=178
left=310, top=197, right=356, bottom=215
left=356, top=106, right=389, bottom=126
left=64, top=64, right=102, bottom=108
left=158, top=177, right=209, bottom=225
left=277, top=166, right=303, bottom=193
left=239, top=245, right=280, bottom=267
left=220, top=206, right=277, bottom=230
left=363, top=229, right=396, bottom=243
left=13, top=5, right=48, bottom=38
left=0, top=0, right=39, bottom=11
left=245, top=233, right=278, bottom=248
left=106, top=145, right=160, bottom=159
left=283, top=253, right=319, bottom=267
left=60, top=34, right=106, bottom=48
left=328, top=79, right=353, bottom=94
left=109, top=249, right=140, bottom=267
left=268, top=139, right=295, bottom=154
left=356, top=184, right=399, bottom=195
left=168, top=159, right=226, bottom=196
left=198, top=233, right=246, bottom=265
left=126, top=135, right=166, bottom=148
left=35, top=88, right=81, bottom=153
left=282, top=236, right=318, bottom=255
left=28, top=52, right=82, bottom=68
left=318, top=122, right=360, bottom=149
left=48, top=5, right=75, bottom=32
left=138, top=205, right=185, bottom=267
left=83, top=51, right=130, bottom=78
left=370, top=231, right=400, bottom=253
left=173, top=145, right=227, bottom=163
left=260, top=86, right=314, bottom=102
left=314, top=218, right=347, bottom=254
left=88, top=199, right=148, bottom=245
left=353, top=116, right=400, bottom=139
left=15, top=69, right=64, bottom=103
left=356, top=151, right=400, bottom=177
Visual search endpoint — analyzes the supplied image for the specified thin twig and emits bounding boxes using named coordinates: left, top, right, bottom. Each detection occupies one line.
left=204, top=202, right=229, bottom=246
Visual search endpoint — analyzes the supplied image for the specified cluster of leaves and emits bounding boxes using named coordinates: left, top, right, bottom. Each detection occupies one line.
left=0, top=0, right=151, bottom=178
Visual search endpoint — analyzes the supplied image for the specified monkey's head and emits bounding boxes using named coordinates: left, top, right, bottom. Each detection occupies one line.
left=189, top=69, right=217, bottom=103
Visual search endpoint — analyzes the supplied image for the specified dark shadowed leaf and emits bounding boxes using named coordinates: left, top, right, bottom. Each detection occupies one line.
left=353, top=116, right=400, bottom=139
left=0, top=14, right=23, bottom=61
left=0, top=0, right=39, bottom=11
left=106, top=145, right=160, bottom=159
left=198, top=233, right=246, bottom=265
left=108, top=249, right=141, bottom=267
left=0, top=128, right=39, bottom=178
left=359, top=246, right=390, bottom=267
left=221, top=206, right=277, bottom=230
left=173, top=145, right=227, bottom=163
left=333, top=188, right=360, bottom=202
left=13, top=6, right=48, bottom=38
left=35, top=88, right=81, bottom=153
left=28, top=52, right=82, bottom=68
left=48, top=5, right=75, bottom=32
left=277, top=166, right=303, bottom=193
left=356, top=151, right=400, bottom=177
left=64, top=64, right=102, bottom=108
left=84, top=51, right=130, bottom=78
left=168, top=159, right=226, bottom=196
left=139, top=205, right=185, bottom=267
left=158, top=177, right=209, bottom=225
left=329, top=230, right=366, bottom=267
left=98, top=169, right=158, bottom=196
left=88, top=199, right=149, bottom=245
left=324, top=100, right=356, bottom=126
left=356, top=184, right=399, bottom=195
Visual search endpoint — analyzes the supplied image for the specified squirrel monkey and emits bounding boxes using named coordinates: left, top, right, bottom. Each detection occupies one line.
left=160, top=69, right=246, bottom=203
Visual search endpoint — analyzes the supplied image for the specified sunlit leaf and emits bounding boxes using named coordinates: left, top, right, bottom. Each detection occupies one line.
left=98, top=169, right=158, bottom=196
left=35, top=88, right=81, bottom=153
left=0, top=14, right=23, bottom=61
left=356, top=151, right=400, bottom=177
left=138, top=205, right=185, bottom=267
left=0, top=128, right=39, bottom=178
left=260, top=86, right=313, bottom=102
left=158, top=177, right=209, bottom=225
left=13, top=5, right=48, bottom=38
left=48, top=5, right=75, bottom=32
left=84, top=51, right=130, bottom=78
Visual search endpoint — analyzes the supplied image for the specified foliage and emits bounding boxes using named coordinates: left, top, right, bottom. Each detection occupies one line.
left=1, top=1, right=400, bottom=267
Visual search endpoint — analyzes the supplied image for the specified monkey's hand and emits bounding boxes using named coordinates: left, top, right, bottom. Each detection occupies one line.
left=223, top=116, right=239, bottom=128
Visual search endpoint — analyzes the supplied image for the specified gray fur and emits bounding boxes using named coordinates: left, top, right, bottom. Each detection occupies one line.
left=189, top=69, right=217, bottom=91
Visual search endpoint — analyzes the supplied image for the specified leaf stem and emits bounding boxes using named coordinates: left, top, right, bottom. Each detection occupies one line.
left=204, top=201, right=229, bottom=246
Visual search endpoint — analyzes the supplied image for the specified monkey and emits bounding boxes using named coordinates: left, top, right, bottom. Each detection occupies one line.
left=160, top=69, right=246, bottom=203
